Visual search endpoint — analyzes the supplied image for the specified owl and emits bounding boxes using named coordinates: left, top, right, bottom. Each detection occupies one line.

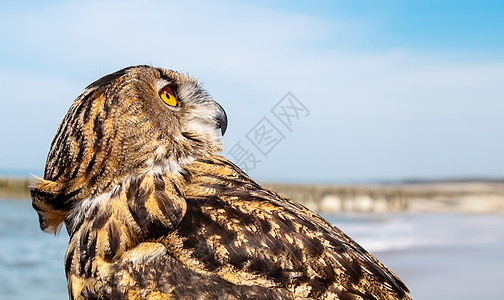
left=30, top=66, right=410, bottom=299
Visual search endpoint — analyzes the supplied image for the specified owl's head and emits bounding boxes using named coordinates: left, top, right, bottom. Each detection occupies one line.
left=30, top=65, right=227, bottom=232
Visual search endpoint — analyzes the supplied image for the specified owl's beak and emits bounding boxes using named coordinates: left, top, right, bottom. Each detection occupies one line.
left=216, top=102, right=228, bottom=136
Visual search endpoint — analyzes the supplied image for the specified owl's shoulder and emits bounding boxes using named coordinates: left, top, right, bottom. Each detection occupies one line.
left=160, top=156, right=411, bottom=299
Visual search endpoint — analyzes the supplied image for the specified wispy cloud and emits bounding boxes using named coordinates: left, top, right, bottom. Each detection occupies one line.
left=1, top=0, right=503, bottom=180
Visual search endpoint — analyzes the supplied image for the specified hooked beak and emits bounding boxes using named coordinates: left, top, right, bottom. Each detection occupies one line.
left=216, top=102, right=228, bottom=136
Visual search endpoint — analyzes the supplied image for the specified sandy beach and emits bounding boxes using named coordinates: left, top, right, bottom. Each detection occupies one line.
left=264, top=181, right=504, bottom=214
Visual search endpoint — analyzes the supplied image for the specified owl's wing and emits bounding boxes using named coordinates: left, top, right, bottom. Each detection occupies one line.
left=153, top=155, right=411, bottom=299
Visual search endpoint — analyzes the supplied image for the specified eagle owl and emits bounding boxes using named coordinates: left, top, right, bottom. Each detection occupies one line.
left=30, top=66, right=410, bottom=299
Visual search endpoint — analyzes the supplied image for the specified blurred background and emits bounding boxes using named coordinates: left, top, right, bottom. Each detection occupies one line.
left=0, top=1, right=503, bottom=299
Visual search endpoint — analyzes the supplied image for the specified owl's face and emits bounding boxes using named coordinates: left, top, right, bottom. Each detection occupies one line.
left=110, top=66, right=227, bottom=152
left=41, top=65, right=227, bottom=206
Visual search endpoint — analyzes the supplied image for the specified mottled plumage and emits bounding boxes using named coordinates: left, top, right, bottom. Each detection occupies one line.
left=30, top=66, right=410, bottom=299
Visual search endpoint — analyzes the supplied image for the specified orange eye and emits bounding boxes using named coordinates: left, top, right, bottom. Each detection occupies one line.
left=159, top=86, right=178, bottom=107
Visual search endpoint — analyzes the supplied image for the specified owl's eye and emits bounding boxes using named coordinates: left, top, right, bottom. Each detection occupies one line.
left=159, top=86, right=178, bottom=107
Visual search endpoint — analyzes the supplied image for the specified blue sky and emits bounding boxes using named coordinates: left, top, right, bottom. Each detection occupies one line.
left=0, top=0, right=503, bottom=182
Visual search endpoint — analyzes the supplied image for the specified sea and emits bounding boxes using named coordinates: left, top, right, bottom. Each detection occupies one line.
left=1, top=198, right=503, bottom=300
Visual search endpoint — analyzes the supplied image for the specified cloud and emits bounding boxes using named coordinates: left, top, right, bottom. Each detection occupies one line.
left=0, top=0, right=331, bottom=74
left=1, top=0, right=503, bottom=180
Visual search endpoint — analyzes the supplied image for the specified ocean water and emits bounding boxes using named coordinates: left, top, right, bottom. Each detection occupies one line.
left=1, top=198, right=503, bottom=299
left=0, top=199, right=68, bottom=300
